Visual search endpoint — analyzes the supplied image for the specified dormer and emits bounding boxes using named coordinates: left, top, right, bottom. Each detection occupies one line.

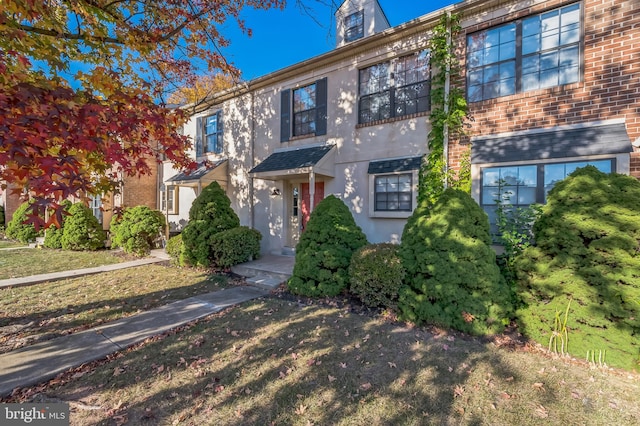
left=335, top=0, right=390, bottom=48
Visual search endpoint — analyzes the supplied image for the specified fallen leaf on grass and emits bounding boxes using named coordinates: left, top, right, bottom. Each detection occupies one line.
left=307, top=359, right=316, bottom=366
left=532, top=382, right=545, bottom=391
left=388, top=362, right=397, bottom=368
left=453, top=385, right=465, bottom=398
left=113, top=367, right=124, bottom=377
left=360, top=382, right=372, bottom=391
left=339, top=362, right=347, bottom=369
left=295, top=404, right=308, bottom=415
left=534, top=404, right=549, bottom=418
left=328, top=375, right=336, bottom=383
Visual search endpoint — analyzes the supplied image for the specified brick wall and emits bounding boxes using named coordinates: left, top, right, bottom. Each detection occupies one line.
left=121, top=155, right=159, bottom=210
left=449, top=0, right=640, bottom=172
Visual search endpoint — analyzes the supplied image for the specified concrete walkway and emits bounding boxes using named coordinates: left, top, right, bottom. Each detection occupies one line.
left=0, top=250, right=293, bottom=397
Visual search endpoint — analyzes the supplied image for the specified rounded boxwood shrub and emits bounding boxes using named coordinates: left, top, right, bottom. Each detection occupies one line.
left=398, top=188, right=513, bottom=336
left=5, top=201, right=40, bottom=243
left=166, top=233, right=189, bottom=267
left=349, top=243, right=405, bottom=309
left=44, top=200, right=73, bottom=249
left=288, top=195, right=368, bottom=297
left=514, top=166, right=640, bottom=370
left=61, top=202, right=106, bottom=251
left=182, top=181, right=240, bottom=267
left=210, top=226, right=262, bottom=269
left=110, top=206, right=165, bottom=256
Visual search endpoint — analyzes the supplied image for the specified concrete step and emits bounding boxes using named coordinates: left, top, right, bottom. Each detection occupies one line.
left=231, top=254, right=294, bottom=284
left=246, top=275, right=286, bottom=290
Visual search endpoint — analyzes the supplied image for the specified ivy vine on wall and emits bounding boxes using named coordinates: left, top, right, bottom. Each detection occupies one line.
left=419, top=12, right=471, bottom=205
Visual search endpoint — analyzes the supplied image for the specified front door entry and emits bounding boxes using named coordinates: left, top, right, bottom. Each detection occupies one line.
left=300, top=182, right=324, bottom=232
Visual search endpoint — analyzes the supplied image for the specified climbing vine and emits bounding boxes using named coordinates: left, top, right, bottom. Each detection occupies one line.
left=419, top=12, right=471, bottom=205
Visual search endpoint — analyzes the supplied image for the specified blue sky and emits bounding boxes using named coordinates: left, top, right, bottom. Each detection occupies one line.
left=221, top=0, right=457, bottom=81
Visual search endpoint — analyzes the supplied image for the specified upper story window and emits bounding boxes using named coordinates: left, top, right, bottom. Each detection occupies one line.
left=344, top=10, right=364, bottom=42
left=467, top=3, right=581, bottom=102
left=293, top=83, right=317, bottom=136
left=358, top=50, right=430, bottom=124
left=204, top=111, right=223, bottom=154
left=280, top=77, right=327, bottom=142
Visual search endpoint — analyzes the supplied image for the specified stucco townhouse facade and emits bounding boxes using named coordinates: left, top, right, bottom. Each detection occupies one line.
left=160, top=0, right=640, bottom=255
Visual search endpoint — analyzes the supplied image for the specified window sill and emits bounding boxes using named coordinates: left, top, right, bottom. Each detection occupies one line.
left=369, top=211, right=412, bottom=219
left=288, top=133, right=316, bottom=141
left=356, top=111, right=429, bottom=129
left=468, top=81, right=584, bottom=106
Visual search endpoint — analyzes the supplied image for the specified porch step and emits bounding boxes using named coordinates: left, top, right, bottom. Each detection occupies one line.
left=245, top=274, right=286, bottom=290
left=231, top=254, right=295, bottom=290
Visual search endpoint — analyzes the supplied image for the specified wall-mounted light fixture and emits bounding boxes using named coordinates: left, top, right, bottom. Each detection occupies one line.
left=270, top=188, right=281, bottom=196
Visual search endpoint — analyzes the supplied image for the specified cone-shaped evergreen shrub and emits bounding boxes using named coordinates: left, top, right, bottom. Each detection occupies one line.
left=61, top=202, right=106, bottom=251
left=5, top=201, right=40, bottom=243
left=43, top=200, right=72, bottom=249
left=182, top=181, right=240, bottom=266
left=110, top=206, right=165, bottom=256
left=288, top=195, right=368, bottom=297
left=398, top=188, right=512, bottom=335
left=515, top=166, right=640, bottom=370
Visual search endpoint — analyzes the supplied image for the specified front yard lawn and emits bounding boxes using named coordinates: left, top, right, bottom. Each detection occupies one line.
left=0, top=240, right=27, bottom=249
left=0, top=264, right=231, bottom=354
left=7, top=296, right=638, bottom=425
left=0, top=249, right=130, bottom=280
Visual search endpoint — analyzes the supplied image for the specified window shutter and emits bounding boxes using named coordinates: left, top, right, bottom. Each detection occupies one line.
left=216, top=110, right=223, bottom=153
left=315, top=77, right=328, bottom=136
left=280, top=89, right=291, bottom=142
left=195, top=116, right=203, bottom=157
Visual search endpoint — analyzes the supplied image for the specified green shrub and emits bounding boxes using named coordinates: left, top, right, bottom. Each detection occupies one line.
left=166, top=234, right=189, bottom=267
left=210, top=226, right=262, bottom=269
left=182, top=181, right=240, bottom=267
left=43, top=200, right=73, bottom=249
left=288, top=195, right=368, bottom=297
left=514, top=166, right=640, bottom=370
left=349, top=243, right=405, bottom=309
left=110, top=206, right=165, bottom=256
left=398, top=188, right=513, bottom=336
left=5, top=201, right=39, bottom=243
left=61, top=202, right=106, bottom=251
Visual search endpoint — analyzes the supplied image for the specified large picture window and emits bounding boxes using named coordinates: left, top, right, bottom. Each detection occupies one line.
left=481, top=159, right=613, bottom=227
left=374, top=174, right=413, bottom=212
left=293, top=83, right=317, bottom=136
left=467, top=3, right=581, bottom=102
left=359, top=50, right=430, bottom=124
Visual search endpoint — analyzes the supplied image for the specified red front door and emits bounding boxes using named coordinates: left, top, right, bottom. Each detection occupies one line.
left=300, top=182, right=324, bottom=232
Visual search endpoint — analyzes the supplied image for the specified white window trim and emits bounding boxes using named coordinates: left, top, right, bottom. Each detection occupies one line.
left=161, top=186, right=179, bottom=215
left=368, top=169, right=419, bottom=219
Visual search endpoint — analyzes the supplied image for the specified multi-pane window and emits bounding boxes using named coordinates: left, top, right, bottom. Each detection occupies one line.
left=481, top=159, right=613, bottom=228
left=467, top=3, right=581, bottom=102
left=160, top=186, right=178, bottom=214
left=89, top=194, right=102, bottom=224
left=344, top=10, right=364, bottom=42
left=359, top=50, right=430, bottom=124
left=204, top=112, right=223, bottom=154
left=293, top=83, right=316, bottom=136
left=375, top=174, right=412, bottom=211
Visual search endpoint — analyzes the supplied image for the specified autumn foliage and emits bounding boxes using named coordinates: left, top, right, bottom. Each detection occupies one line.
left=0, top=0, right=284, bottom=228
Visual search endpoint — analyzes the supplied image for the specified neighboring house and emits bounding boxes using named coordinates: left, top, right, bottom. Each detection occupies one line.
left=162, top=0, right=640, bottom=255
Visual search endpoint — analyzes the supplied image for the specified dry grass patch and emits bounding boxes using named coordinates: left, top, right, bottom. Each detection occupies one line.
left=0, top=248, right=130, bottom=279
left=16, top=297, right=639, bottom=425
left=0, top=265, right=230, bottom=353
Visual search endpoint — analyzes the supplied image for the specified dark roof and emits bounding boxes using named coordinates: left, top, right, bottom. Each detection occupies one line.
left=368, top=156, right=423, bottom=174
left=166, top=159, right=226, bottom=183
left=472, top=123, right=632, bottom=164
left=249, top=145, right=334, bottom=174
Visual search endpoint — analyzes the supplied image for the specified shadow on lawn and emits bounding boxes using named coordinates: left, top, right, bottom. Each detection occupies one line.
left=0, top=279, right=223, bottom=353
left=48, top=296, right=570, bottom=425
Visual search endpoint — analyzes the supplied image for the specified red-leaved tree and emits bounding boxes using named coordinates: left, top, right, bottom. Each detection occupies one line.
left=0, top=0, right=284, bottom=228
